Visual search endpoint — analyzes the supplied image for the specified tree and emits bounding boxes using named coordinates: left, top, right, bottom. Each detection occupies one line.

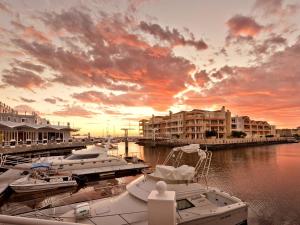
left=205, top=130, right=218, bottom=138
left=231, top=131, right=247, bottom=138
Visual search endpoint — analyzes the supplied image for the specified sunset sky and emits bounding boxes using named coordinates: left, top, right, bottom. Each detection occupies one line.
left=0, top=0, right=299, bottom=136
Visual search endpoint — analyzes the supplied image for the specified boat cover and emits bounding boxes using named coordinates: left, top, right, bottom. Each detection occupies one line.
left=31, top=162, right=51, bottom=169
left=173, top=144, right=206, bottom=160
left=153, top=165, right=195, bottom=180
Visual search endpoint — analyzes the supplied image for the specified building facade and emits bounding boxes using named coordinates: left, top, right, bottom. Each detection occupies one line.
left=139, top=106, right=232, bottom=139
left=231, top=116, right=275, bottom=137
left=276, top=127, right=300, bottom=137
left=0, top=101, right=78, bottom=146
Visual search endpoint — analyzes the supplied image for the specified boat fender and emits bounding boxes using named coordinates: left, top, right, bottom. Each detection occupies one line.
left=75, top=202, right=91, bottom=219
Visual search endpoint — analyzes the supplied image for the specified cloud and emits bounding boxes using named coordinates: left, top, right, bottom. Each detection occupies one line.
left=44, top=98, right=56, bottom=104
left=14, top=104, right=38, bottom=114
left=184, top=38, right=300, bottom=127
left=13, top=60, right=45, bottom=73
left=20, top=97, right=36, bottom=103
left=251, top=34, right=287, bottom=56
left=139, top=21, right=208, bottom=50
left=10, top=8, right=201, bottom=110
left=0, top=2, right=10, bottom=13
left=72, top=90, right=175, bottom=111
left=1, top=67, right=46, bottom=90
left=226, top=14, right=263, bottom=39
left=11, top=21, right=49, bottom=43
left=52, top=105, right=97, bottom=118
left=253, top=0, right=300, bottom=17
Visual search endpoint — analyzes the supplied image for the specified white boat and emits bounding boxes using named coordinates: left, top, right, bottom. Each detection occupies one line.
left=39, top=142, right=147, bottom=177
left=61, top=144, right=248, bottom=225
left=10, top=174, right=77, bottom=193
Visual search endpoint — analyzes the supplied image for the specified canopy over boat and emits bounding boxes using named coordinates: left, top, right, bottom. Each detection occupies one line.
left=31, top=163, right=51, bottom=169
left=152, top=165, right=195, bottom=181
left=172, top=144, right=206, bottom=160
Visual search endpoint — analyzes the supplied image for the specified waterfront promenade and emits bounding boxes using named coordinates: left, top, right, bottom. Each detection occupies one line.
left=137, top=137, right=290, bottom=150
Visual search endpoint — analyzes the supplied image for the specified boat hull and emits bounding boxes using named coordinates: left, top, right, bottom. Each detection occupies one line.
left=10, top=181, right=77, bottom=193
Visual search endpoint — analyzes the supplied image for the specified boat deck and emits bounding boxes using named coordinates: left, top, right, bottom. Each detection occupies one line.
left=72, top=163, right=149, bottom=176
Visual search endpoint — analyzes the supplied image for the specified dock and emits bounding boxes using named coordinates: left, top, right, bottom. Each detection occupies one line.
left=0, top=140, right=94, bottom=156
left=137, top=137, right=290, bottom=150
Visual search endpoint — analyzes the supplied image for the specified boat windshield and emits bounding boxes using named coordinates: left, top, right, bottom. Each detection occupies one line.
left=65, top=153, right=99, bottom=160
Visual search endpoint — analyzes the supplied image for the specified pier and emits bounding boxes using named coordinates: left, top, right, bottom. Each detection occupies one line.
left=0, top=140, right=95, bottom=156
left=136, top=137, right=290, bottom=150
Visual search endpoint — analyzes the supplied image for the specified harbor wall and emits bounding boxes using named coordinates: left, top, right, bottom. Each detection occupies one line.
left=136, top=137, right=290, bottom=150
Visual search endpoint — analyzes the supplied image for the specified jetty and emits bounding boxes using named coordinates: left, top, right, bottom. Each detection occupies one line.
left=0, top=140, right=95, bottom=156
left=136, top=137, right=290, bottom=150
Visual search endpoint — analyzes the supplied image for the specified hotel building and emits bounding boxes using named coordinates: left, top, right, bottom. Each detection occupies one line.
left=139, top=106, right=232, bottom=139
left=0, top=101, right=78, bottom=146
left=231, top=116, right=275, bottom=137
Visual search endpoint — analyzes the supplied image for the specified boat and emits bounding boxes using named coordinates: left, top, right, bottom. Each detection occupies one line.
left=10, top=173, right=77, bottom=193
left=59, top=144, right=248, bottom=225
left=37, top=141, right=148, bottom=180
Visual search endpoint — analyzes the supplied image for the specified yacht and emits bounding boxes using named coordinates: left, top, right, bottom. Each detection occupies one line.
left=40, top=143, right=148, bottom=178
left=60, top=144, right=248, bottom=225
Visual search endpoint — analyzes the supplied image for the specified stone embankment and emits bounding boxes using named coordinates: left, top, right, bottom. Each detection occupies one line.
left=136, top=137, right=290, bottom=150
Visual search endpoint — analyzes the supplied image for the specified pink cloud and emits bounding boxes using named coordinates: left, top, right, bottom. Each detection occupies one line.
left=185, top=38, right=300, bottom=128
left=227, top=15, right=263, bottom=38
left=139, top=21, right=208, bottom=50
left=2, top=68, right=46, bottom=90
left=52, top=105, right=97, bottom=118
left=20, top=97, right=36, bottom=103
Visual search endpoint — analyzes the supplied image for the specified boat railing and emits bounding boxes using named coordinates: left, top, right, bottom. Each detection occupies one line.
left=162, top=145, right=212, bottom=186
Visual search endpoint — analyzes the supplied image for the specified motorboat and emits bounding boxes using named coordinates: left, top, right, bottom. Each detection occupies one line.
left=36, top=141, right=148, bottom=180
left=48, top=145, right=135, bottom=171
left=60, top=144, right=248, bottom=225
left=10, top=173, right=77, bottom=193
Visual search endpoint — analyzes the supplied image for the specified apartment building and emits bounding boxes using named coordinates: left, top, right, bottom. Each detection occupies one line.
left=231, top=116, right=275, bottom=137
left=139, top=106, right=231, bottom=139
left=276, top=127, right=300, bottom=137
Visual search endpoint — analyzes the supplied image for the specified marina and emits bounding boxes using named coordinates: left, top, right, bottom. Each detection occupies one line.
left=1, top=0, right=300, bottom=224
left=0, top=142, right=299, bottom=224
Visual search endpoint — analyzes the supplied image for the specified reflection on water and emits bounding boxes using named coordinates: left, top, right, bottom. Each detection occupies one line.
left=1, top=142, right=300, bottom=225
left=141, top=143, right=300, bottom=225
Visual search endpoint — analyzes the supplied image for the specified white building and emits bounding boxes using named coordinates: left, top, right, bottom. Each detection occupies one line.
left=231, top=116, right=275, bottom=137
left=139, top=106, right=232, bottom=139
left=0, top=101, right=78, bottom=146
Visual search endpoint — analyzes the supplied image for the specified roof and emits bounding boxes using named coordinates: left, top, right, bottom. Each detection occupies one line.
left=0, top=121, right=79, bottom=131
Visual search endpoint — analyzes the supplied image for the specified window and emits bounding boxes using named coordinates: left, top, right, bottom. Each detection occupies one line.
left=176, top=199, right=195, bottom=210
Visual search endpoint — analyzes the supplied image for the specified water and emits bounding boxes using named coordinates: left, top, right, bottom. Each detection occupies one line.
left=1, top=142, right=300, bottom=225
left=140, top=142, right=300, bottom=225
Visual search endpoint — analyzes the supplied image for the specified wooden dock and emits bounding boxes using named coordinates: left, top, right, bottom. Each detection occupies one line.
left=0, top=141, right=94, bottom=156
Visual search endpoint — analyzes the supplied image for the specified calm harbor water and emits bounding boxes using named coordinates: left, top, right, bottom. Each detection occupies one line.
left=1, top=142, right=300, bottom=225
